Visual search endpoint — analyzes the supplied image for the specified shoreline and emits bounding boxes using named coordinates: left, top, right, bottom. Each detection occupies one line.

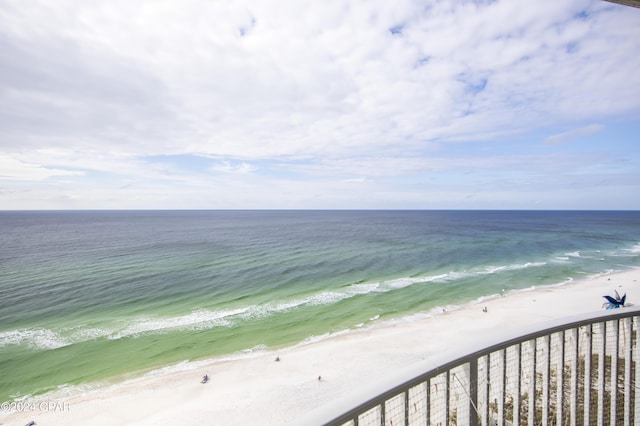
left=4, top=267, right=639, bottom=425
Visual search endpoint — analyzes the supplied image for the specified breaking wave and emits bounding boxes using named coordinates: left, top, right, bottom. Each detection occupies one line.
left=0, top=329, right=71, bottom=350
left=0, top=253, right=627, bottom=352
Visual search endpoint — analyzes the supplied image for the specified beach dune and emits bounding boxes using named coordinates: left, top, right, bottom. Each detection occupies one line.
left=4, top=268, right=639, bottom=426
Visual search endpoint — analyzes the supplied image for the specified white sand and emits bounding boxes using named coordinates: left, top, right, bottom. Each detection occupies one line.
left=4, top=268, right=639, bottom=426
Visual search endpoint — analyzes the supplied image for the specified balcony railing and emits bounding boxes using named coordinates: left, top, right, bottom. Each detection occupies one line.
left=300, top=306, right=640, bottom=426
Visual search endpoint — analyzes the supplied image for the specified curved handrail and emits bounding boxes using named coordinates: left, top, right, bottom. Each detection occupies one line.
left=297, top=306, right=640, bottom=426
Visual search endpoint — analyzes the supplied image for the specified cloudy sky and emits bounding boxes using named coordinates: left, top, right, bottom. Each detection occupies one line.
left=1, top=0, right=639, bottom=210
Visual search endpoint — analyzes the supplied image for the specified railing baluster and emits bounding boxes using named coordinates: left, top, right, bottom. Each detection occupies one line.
left=445, top=371, right=450, bottom=426
left=426, top=377, right=430, bottom=426
left=528, top=338, right=536, bottom=426
left=570, top=328, right=578, bottom=426
left=634, top=317, right=640, bottom=425
left=557, top=331, right=565, bottom=426
left=610, top=319, right=619, bottom=426
left=542, top=335, right=550, bottom=426
left=624, top=318, right=632, bottom=426
left=469, top=359, right=478, bottom=426
left=513, top=343, right=521, bottom=426
left=403, top=390, right=409, bottom=426
left=316, top=309, right=640, bottom=426
left=481, top=354, right=489, bottom=426
left=584, top=324, right=592, bottom=425
left=499, top=349, right=505, bottom=426
left=598, top=321, right=606, bottom=426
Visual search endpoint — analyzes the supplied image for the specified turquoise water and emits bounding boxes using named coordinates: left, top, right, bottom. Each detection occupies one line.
left=1, top=210, right=639, bottom=402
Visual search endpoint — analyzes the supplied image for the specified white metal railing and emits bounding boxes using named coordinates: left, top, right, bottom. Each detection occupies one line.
left=299, top=307, right=640, bottom=426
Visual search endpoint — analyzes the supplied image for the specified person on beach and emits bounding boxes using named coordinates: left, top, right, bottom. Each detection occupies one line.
left=201, top=374, right=209, bottom=384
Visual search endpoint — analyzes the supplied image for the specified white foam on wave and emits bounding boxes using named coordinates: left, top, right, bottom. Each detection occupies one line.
left=141, top=360, right=209, bottom=377
left=1, top=306, right=258, bottom=350
left=0, top=256, right=579, bottom=351
left=443, top=271, right=474, bottom=281
left=111, top=307, right=250, bottom=339
left=586, top=269, right=617, bottom=281
left=485, top=266, right=506, bottom=274
left=69, top=325, right=118, bottom=342
left=96, top=283, right=386, bottom=340
left=238, top=282, right=384, bottom=322
left=4, top=284, right=389, bottom=349
left=482, top=262, right=547, bottom=275
left=0, top=328, right=71, bottom=350
left=349, top=282, right=383, bottom=295
left=276, top=273, right=458, bottom=313
left=384, top=277, right=421, bottom=289
left=306, top=291, right=349, bottom=306
left=383, top=262, right=548, bottom=290
left=241, top=344, right=268, bottom=354
left=624, top=243, right=640, bottom=255
left=384, top=273, right=449, bottom=289
left=232, top=264, right=553, bottom=325
left=590, top=244, right=640, bottom=260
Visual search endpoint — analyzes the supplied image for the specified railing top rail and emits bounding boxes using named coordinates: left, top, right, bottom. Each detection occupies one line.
left=295, top=306, right=640, bottom=426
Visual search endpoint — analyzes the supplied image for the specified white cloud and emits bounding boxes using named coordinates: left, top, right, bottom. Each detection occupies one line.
left=542, top=124, right=604, bottom=145
left=0, top=156, right=84, bottom=181
left=211, top=161, right=258, bottom=174
left=0, top=0, right=638, bottom=209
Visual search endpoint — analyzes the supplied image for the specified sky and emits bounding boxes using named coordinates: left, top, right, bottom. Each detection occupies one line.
left=0, top=0, right=639, bottom=210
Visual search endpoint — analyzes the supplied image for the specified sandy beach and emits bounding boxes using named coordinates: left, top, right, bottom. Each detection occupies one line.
left=4, top=268, right=639, bottom=426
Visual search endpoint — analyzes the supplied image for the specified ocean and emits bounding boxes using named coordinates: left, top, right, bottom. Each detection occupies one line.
left=1, top=210, right=639, bottom=404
